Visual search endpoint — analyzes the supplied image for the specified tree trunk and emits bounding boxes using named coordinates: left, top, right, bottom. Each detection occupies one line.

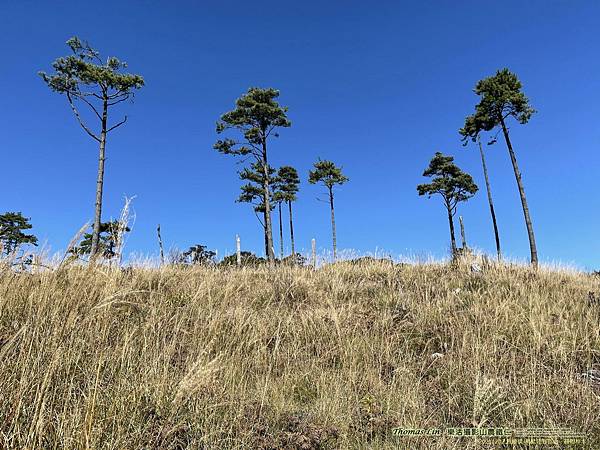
left=499, top=117, right=538, bottom=267
left=446, top=205, right=457, bottom=257
left=329, top=187, right=337, bottom=260
left=288, top=200, right=295, bottom=257
left=278, top=202, right=284, bottom=260
left=261, top=138, right=275, bottom=262
left=478, top=138, right=501, bottom=261
left=157, top=224, right=165, bottom=266
left=459, top=215, right=467, bottom=250
left=90, top=99, right=108, bottom=257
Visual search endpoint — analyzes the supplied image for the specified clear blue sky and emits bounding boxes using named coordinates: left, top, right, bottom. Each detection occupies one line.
left=2, top=1, right=599, bottom=268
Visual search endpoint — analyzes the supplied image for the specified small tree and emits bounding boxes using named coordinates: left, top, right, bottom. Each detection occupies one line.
left=40, top=37, right=144, bottom=257
left=417, top=152, right=478, bottom=257
left=0, top=212, right=38, bottom=255
left=237, top=162, right=277, bottom=248
left=460, top=68, right=538, bottom=267
left=214, top=87, right=291, bottom=263
left=70, top=220, right=130, bottom=260
left=219, top=251, right=266, bottom=267
left=273, top=166, right=300, bottom=258
left=177, top=245, right=216, bottom=266
left=308, top=160, right=349, bottom=260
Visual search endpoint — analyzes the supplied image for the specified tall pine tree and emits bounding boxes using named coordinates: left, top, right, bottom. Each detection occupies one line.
left=309, top=160, right=348, bottom=260
left=461, top=68, right=538, bottom=267
left=215, top=88, right=291, bottom=262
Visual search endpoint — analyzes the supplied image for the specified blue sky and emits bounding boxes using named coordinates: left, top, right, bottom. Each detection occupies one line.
left=2, top=1, right=599, bottom=268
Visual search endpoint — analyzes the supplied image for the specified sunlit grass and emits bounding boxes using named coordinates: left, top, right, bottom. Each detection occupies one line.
left=0, top=257, right=599, bottom=448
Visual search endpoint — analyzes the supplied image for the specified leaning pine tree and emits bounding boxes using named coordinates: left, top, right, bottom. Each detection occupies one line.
left=417, top=152, right=478, bottom=257
left=309, top=160, right=349, bottom=261
left=40, top=37, right=144, bottom=257
left=461, top=68, right=538, bottom=267
left=214, top=88, right=291, bottom=262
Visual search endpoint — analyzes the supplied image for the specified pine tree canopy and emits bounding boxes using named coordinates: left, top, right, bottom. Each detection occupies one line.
left=237, top=162, right=277, bottom=213
left=39, top=37, right=144, bottom=141
left=273, top=166, right=300, bottom=203
left=460, top=68, right=535, bottom=143
left=214, top=87, right=291, bottom=158
left=308, top=160, right=349, bottom=189
left=0, top=212, right=38, bottom=255
left=417, top=152, right=478, bottom=213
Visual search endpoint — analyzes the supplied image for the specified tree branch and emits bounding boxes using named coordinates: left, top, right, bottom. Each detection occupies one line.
left=254, top=210, right=265, bottom=228
left=107, top=116, right=127, bottom=133
left=66, top=92, right=100, bottom=142
left=77, top=95, right=102, bottom=120
left=107, top=94, right=130, bottom=106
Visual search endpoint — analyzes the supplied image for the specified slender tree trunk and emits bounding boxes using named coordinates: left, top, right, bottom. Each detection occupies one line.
left=459, top=215, right=467, bottom=250
left=90, top=99, right=108, bottom=256
left=157, top=224, right=165, bottom=266
left=329, top=187, right=337, bottom=260
left=288, top=200, right=295, bottom=257
left=478, top=138, right=501, bottom=261
left=499, top=117, right=538, bottom=267
left=261, top=138, right=275, bottom=262
left=278, top=202, right=284, bottom=260
left=446, top=205, right=457, bottom=257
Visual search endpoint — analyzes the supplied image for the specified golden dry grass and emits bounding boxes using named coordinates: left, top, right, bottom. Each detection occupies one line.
left=0, top=259, right=599, bottom=448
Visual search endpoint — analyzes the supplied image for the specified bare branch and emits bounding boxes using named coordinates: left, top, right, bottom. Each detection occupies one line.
left=66, top=92, right=100, bottom=142
left=254, top=210, right=265, bottom=228
left=107, top=116, right=128, bottom=133
left=77, top=95, right=102, bottom=120
left=107, top=94, right=130, bottom=107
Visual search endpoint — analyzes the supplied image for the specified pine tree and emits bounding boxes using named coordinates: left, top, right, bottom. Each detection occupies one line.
left=0, top=212, right=38, bottom=255
left=237, top=162, right=277, bottom=251
left=70, top=221, right=130, bottom=260
left=214, top=87, right=291, bottom=262
left=40, top=37, right=143, bottom=257
left=308, top=160, right=349, bottom=260
left=273, top=166, right=300, bottom=258
left=461, top=68, right=538, bottom=267
left=417, top=152, right=478, bottom=257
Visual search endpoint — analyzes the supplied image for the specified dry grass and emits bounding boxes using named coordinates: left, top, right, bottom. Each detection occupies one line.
left=1, top=259, right=599, bottom=448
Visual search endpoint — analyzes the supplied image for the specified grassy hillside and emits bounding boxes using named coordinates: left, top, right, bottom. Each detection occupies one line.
left=1, top=260, right=599, bottom=448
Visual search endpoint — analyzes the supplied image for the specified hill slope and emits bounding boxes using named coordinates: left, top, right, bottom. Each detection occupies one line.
left=1, top=261, right=599, bottom=448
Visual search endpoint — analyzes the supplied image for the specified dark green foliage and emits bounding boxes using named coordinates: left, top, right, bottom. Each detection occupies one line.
left=282, top=253, right=307, bottom=266
left=70, top=221, right=130, bottom=259
left=417, top=153, right=478, bottom=206
left=238, top=162, right=277, bottom=214
left=218, top=251, right=266, bottom=267
left=214, top=87, right=291, bottom=262
left=417, top=153, right=478, bottom=255
left=39, top=37, right=144, bottom=142
left=309, top=159, right=349, bottom=260
left=0, top=212, right=38, bottom=255
left=308, top=160, right=349, bottom=189
left=460, top=68, right=535, bottom=142
left=214, top=87, right=291, bottom=157
left=273, top=166, right=300, bottom=203
left=40, top=37, right=144, bottom=257
left=460, top=68, right=538, bottom=267
left=272, top=166, right=300, bottom=259
left=176, top=245, right=216, bottom=266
